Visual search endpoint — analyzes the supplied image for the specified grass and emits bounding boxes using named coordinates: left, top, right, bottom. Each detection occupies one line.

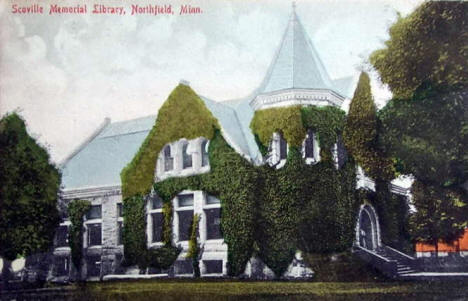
left=4, top=279, right=468, bottom=300
left=68, top=280, right=468, bottom=301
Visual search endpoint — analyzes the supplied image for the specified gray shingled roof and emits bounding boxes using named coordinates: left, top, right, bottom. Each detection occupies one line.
left=61, top=116, right=156, bottom=190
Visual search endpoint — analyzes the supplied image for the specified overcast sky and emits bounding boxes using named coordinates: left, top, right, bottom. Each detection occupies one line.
left=0, top=0, right=424, bottom=163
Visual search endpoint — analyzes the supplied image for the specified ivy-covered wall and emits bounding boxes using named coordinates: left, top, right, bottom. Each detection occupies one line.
left=68, top=200, right=91, bottom=274
left=120, top=84, right=219, bottom=199
left=120, top=85, right=408, bottom=278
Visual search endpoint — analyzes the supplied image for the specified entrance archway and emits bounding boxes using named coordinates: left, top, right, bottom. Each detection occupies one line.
left=355, top=204, right=381, bottom=250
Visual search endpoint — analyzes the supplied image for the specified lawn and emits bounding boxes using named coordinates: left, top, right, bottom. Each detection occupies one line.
left=67, top=280, right=468, bottom=300
left=4, top=279, right=468, bottom=300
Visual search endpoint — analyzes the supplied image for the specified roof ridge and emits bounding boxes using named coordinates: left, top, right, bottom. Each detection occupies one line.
left=109, top=114, right=156, bottom=125
left=59, top=117, right=111, bottom=168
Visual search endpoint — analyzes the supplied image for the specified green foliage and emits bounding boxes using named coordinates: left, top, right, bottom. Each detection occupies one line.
left=301, top=106, right=346, bottom=150
left=297, top=159, right=359, bottom=255
left=187, top=214, right=201, bottom=278
left=162, top=201, right=173, bottom=246
left=122, top=195, right=147, bottom=267
left=379, top=90, right=468, bottom=187
left=356, top=186, right=411, bottom=252
left=256, top=148, right=305, bottom=276
left=0, top=113, right=61, bottom=261
left=153, top=132, right=259, bottom=277
left=121, top=84, right=219, bottom=198
left=343, top=72, right=395, bottom=180
left=68, top=200, right=91, bottom=270
left=144, top=245, right=181, bottom=270
left=250, top=105, right=346, bottom=158
left=370, top=2, right=468, bottom=99
left=250, top=106, right=305, bottom=147
left=409, top=180, right=467, bottom=249
left=203, top=132, right=259, bottom=277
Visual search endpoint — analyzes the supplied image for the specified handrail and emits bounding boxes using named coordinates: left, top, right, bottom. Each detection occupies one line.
left=385, top=245, right=415, bottom=260
left=355, top=246, right=394, bottom=263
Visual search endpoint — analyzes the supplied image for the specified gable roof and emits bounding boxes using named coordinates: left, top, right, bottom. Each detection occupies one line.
left=200, top=96, right=252, bottom=160
left=61, top=115, right=155, bottom=190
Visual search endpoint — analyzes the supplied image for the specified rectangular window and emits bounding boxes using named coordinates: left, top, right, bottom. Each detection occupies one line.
left=279, top=136, right=287, bottom=160
left=205, top=208, right=222, bottom=240
left=206, top=195, right=220, bottom=205
left=56, top=225, right=69, bottom=247
left=178, top=194, right=194, bottom=207
left=174, top=259, right=193, bottom=275
left=165, top=158, right=174, bottom=171
left=182, top=143, right=193, bottom=169
left=117, top=203, right=123, bottom=217
left=203, top=260, right=223, bottom=274
left=152, top=213, right=164, bottom=243
left=88, top=223, right=102, bottom=246
left=201, top=141, right=209, bottom=167
left=117, top=221, right=123, bottom=245
left=86, top=205, right=102, bottom=220
left=86, top=255, right=101, bottom=277
left=152, top=196, right=163, bottom=209
left=54, top=256, right=70, bottom=276
left=305, top=133, right=314, bottom=158
left=177, top=210, right=193, bottom=241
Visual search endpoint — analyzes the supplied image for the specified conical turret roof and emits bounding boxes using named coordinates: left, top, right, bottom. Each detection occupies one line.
left=258, top=5, right=334, bottom=94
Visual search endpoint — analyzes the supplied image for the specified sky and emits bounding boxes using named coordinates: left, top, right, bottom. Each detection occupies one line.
left=0, top=0, right=424, bottom=163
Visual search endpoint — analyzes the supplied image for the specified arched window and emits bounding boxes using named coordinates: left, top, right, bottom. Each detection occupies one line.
left=279, top=135, right=287, bottom=160
left=267, top=132, right=288, bottom=168
left=182, top=141, right=193, bottom=169
left=304, top=130, right=314, bottom=159
left=163, top=145, right=174, bottom=171
left=201, top=140, right=209, bottom=167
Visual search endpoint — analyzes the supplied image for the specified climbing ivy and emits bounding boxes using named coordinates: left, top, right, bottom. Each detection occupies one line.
left=120, top=84, right=219, bottom=198
left=121, top=84, right=407, bottom=278
left=250, top=105, right=346, bottom=153
left=68, top=200, right=91, bottom=272
left=121, top=195, right=146, bottom=267
left=152, top=131, right=259, bottom=277
left=187, top=214, right=201, bottom=278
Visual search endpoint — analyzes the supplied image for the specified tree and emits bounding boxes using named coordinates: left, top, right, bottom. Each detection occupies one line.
left=409, top=181, right=467, bottom=255
left=372, top=1, right=468, bottom=250
left=343, top=72, right=394, bottom=181
left=370, top=2, right=468, bottom=99
left=379, top=90, right=468, bottom=187
left=0, top=113, right=61, bottom=289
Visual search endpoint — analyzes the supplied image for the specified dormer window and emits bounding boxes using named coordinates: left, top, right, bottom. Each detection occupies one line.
left=163, top=145, right=174, bottom=171
left=279, top=135, right=287, bottom=160
left=303, top=130, right=320, bottom=164
left=182, top=141, right=192, bottom=169
left=267, top=132, right=288, bottom=168
left=304, top=130, right=315, bottom=159
left=201, top=140, right=209, bottom=167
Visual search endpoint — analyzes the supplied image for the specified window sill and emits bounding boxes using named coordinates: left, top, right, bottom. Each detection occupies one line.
left=304, top=157, right=319, bottom=165
left=149, top=242, right=164, bottom=248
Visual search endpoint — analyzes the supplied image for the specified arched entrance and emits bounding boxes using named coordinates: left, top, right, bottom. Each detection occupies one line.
left=355, top=204, right=381, bottom=250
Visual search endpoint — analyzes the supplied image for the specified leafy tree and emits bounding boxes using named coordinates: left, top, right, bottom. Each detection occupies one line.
left=372, top=2, right=468, bottom=250
left=379, top=90, right=468, bottom=187
left=409, top=180, right=467, bottom=255
left=343, top=72, right=394, bottom=181
left=0, top=113, right=60, bottom=288
left=370, top=2, right=468, bottom=99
